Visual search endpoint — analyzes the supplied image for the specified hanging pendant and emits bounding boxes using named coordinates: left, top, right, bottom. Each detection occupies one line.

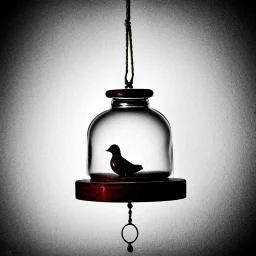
left=75, top=0, right=186, bottom=252
left=75, top=89, right=186, bottom=252
left=121, top=202, right=139, bottom=252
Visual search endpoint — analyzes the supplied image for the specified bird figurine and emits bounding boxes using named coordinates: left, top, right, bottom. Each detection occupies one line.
left=106, top=144, right=143, bottom=176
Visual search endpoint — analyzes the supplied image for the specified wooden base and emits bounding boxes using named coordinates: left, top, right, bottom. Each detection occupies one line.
left=75, top=178, right=186, bottom=202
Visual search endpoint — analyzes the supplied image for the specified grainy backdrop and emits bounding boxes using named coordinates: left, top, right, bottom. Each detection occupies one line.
left=0, top=0, right=256, bottom=255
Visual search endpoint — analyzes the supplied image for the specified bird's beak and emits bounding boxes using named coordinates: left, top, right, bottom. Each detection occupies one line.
left=106, top=149, right=110, bottom=152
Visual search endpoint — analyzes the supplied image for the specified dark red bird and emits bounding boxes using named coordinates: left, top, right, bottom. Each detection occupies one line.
left=106, top=144, right=143, bottom=176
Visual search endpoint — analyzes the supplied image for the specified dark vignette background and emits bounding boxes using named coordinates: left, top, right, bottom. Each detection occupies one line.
left=0, top=0, right=256, bottom=255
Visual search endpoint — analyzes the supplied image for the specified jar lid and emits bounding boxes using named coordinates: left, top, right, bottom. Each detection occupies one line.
left=106, top=89, right=154, bottom=98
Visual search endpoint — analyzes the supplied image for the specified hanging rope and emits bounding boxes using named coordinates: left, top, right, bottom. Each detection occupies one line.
left=125, top=0, right=134, bottom=89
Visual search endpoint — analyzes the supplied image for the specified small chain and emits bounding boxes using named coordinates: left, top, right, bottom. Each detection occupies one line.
left=125, top=0, right=134, bottom=89
left=128, top=202, right=133, bottom=223
left=121, top=202, right=139, bottom=253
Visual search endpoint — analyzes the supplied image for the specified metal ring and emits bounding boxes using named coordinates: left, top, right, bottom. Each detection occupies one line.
left=121, top=223, right=139, bottom=244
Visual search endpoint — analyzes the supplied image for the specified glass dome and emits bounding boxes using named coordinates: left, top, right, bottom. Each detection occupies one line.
left=87, top=89, right=173, bottom=182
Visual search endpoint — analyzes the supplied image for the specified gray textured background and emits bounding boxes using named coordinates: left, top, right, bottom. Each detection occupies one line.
left=1, top=0, right=256, bottom=255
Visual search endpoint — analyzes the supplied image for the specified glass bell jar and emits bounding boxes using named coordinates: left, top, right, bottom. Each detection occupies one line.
left=87, top=89, right=173, bottom=182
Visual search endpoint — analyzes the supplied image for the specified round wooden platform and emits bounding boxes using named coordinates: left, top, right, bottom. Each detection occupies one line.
left=106, top=89, right=153, bottom=98
left=75, top=178, right=186, bottom=202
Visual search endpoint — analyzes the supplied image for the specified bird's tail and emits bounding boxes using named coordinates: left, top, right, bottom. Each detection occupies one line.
left=134, top=165, right=143, bottom=171
left=127, top=164, right=143, bottom=176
